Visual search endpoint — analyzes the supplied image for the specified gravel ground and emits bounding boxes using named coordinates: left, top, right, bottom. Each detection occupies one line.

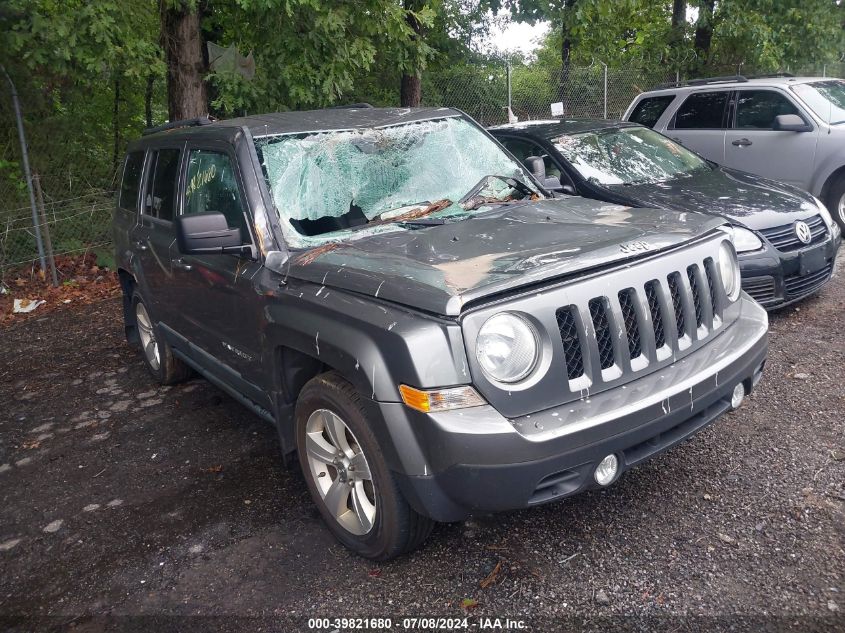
left=0, top=257, right=843, bottom=632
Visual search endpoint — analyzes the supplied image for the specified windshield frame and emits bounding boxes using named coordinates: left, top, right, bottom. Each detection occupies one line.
left=254, top=115, right=541, bottom=250
left=552, top=125, right=712, bottom=187
left=790, top=79, right=845, bottom=126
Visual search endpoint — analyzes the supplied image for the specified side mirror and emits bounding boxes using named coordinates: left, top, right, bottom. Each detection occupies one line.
left=772, top=114, right=811, bottom=132
left=176, top=212, right=245, bottom=255
left=524, top=156, right=546, bottom=182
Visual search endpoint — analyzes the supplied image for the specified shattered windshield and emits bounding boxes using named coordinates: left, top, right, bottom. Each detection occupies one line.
left=554, top=127, right=710, bottom=186
left=255, top=116, right=535, bottom=248
left=792, top=80, right=845, bottom=125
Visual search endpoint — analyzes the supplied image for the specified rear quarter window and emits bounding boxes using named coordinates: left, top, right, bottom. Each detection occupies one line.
left=628, top=95, right=675, bottom=128
left=119, top=151, right=145, bottom=211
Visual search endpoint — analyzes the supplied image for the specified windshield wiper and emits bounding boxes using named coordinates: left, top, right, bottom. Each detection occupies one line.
left=458, top=174, right=534, bottom=204
left=398, top=218, right=447, bottom=228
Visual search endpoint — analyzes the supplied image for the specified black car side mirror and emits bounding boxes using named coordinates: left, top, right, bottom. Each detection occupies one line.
left=176, top=212, right=246, bottom=255
left=772, top=114, right=812, bottom=132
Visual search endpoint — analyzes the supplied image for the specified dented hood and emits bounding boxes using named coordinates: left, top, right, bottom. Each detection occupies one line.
left=285, top=198, right=725, bottom=316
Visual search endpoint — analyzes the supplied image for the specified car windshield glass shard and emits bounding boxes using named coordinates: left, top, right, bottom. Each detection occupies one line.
left=554, top=127, right=709, bottom=186
left=792, top=80, right=845, bottom=125
left=255, top=117, right=534, bottom=248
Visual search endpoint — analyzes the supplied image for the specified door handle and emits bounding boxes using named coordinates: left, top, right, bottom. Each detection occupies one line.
left=133, top=240, right=148, bottom=251
left=172, top=259, right=193, bottom=272
left=732, top=138, right=752, bottom=147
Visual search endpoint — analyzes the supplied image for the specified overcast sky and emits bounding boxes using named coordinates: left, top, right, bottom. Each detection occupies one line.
left=488, top=20, right=550, bottom=56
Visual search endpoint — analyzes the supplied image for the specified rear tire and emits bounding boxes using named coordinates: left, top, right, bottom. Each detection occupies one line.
left=824, top=173, right=845, bottom=231
left=295, top=372, right=434, bottom=560
left=131, top=291, right=192, bottom=385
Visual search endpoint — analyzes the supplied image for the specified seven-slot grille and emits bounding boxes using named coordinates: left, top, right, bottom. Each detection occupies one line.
left=758, top=215, right=827, bottom=252
left=555, top=260, right=722, bottom=382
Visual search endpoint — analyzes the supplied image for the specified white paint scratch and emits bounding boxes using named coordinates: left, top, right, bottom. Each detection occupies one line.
left=375, top=281, right=385, bottom=297
left=315, top=332, right=320, bottom=355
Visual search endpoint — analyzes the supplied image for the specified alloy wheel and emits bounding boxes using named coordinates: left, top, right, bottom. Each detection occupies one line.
left=838, top=192, right=845, bottom=226
left=135, top=302, right=160, bottom=371
left=304, top=408, right=376, bottom=536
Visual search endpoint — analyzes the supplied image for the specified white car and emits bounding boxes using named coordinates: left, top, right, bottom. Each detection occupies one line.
left=624, top=75, right=845, bottom=230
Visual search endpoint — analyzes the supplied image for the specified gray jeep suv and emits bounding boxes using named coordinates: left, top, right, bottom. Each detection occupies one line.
left=114, top=107, right=768, bottom=559
left=624, top=76, right=845, bottom=230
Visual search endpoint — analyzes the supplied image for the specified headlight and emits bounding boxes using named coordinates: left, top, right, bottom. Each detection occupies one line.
left=718, top=240, right=741, bottom=302
left=732, top=226, right=763, bottom=253
left=476, top=312, right=539, bottom=383
left=812, top=196, right=835, bottom=229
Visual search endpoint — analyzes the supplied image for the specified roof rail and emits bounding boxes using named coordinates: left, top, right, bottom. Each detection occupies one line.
left=687, top=75, right=748, bottom=86
left=142, top=116, right=215, bottom=136
left=328, top=103, right=374, bottom=109
left=747, top=72, right=795, bottom=79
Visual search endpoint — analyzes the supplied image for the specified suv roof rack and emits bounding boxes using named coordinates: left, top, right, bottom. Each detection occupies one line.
left=687, top=75, right=749, bottom=86
left=328, top=103, right=374, bottom=109
left=746, top=72, right=795, bottom=79
left=142, top=116, right=215, bottom=136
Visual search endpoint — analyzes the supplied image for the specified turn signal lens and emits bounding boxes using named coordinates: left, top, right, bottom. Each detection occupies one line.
left=399, top=384, right=485, bottom=413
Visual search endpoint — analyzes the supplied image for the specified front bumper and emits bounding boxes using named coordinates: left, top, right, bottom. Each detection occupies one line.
left=739, top=227, right=840, bottom=309
left=379, top=298, right=768, bottom=522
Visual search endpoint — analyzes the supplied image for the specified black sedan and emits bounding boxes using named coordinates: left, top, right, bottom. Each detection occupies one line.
left=490, top=119, right=842, bottom=309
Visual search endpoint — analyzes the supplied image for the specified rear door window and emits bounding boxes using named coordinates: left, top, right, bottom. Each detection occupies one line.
left=142, top=148, right=181, bottom=222
left=119, top=151, right=145, bottom=211
left=629, top=96, right=675, bottom=128
left=734, top=90, right=801, bottom=129
left=673, top=91, right=730, bottom=129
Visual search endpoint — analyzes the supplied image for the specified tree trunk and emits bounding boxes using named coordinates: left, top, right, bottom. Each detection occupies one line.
left=400, top=0, right=424, bottom=107
left=694, top=0, right=716, bottom=60
left=400, top=73, right=421, bottom=107
left=670, top=0, right=686, bottom=47
left=144, top=73, right=155, bottom=128
left=160, top=1, right=208, bottom=121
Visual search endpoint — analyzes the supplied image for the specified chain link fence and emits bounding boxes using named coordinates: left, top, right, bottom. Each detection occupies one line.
left=3, top=56, right=843, bottom=280
left=0, top=85, right=118, bottom=284
left=425, top=57, right=845, bottom=126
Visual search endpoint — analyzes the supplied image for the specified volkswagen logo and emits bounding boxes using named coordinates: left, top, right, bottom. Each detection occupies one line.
left=794, top=221, right=812, bottom=244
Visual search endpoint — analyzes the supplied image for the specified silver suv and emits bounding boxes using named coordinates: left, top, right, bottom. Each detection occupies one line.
left=623, top=75, right=845, bottom=230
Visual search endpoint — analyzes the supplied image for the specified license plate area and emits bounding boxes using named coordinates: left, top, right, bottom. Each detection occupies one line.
left=799, top=247, right=826, bottom=275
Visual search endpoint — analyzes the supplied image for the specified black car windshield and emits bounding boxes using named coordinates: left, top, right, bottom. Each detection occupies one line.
left=791, top=80, right=845, bottom=125
left=255, top=117, right=536, bottom=248
left=553, top=126, right=710, bottom=186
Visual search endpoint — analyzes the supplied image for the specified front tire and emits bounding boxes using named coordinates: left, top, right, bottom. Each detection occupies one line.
left=295, top=372, right=434, bottom=560
left=132, top=291, right=192, bottom=385
left=824, top=173, right=845, bottom=231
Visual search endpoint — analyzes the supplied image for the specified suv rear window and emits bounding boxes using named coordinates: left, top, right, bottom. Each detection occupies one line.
left=673, top=91, right=729, bottom=129
left=119, top=151, right=145, bottom=211
left=629, top=96, right=674, bottom=128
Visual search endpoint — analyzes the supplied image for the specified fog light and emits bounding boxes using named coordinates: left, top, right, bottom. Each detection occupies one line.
left=594, top=454, right=618, bottom=486
left=730, top=383, right=746, bottom=410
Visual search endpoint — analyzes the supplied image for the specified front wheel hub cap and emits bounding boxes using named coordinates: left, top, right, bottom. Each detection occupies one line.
left=304, top=409, right=376, bottom=536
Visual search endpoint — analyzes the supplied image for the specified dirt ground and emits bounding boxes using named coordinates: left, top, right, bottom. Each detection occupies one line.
left=1, top=257, right=843, bottom=633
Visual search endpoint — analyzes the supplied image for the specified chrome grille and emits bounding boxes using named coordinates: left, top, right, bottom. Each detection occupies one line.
left=645, top=281, right=666, bottom=349
left=687, top=264, right=704, bottom=328
left=759, top=215, right=826, bottom=252
left=618, top=289, right=642, bottom=359
left=589, top=298, right=615, bottom=370
left=667, top=272, right=686, bottom=338
left=554, top=254, right=724, bottom=385
left=556, top=307, right=584, bottom=380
